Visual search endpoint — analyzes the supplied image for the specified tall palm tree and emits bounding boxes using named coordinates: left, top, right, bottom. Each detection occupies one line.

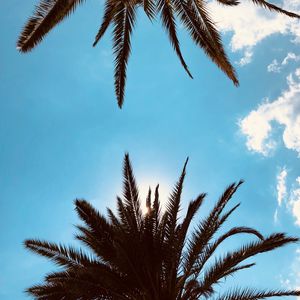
left=25, top=154, right=299, bottom=299
left=17, top=0, right=300, bottom=108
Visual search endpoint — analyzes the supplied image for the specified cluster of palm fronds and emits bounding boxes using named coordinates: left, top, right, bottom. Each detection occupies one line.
left=25, top=154, right=300, bottom=299
left=17, top=0, right=300, bottom=107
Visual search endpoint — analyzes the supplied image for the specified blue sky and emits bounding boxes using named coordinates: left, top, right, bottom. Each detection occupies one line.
left=1, top=0, right=300, bottom=299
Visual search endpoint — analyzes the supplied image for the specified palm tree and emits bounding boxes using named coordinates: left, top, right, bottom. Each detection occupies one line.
left=25, top=154, right=299, bottom=299
left=17, top=1, right=300, bottom=108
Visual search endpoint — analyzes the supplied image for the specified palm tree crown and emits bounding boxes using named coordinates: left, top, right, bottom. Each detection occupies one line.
left=25, top=154, right=300, bottom=299
left=17, top=0, right=300, bottom=107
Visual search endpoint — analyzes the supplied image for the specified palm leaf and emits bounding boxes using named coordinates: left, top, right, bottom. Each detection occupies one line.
left=122, top=153, right=142, bottom=231
left=93, top=0, right=116, bottom=47
left=158, top=0, right=193, bottom=78
left=216, top=0, right=240, bottom=6
left=173, top=0, right=238, bottom=85
left=113, top=3, right=137, bottom=108
left=215, top=287, right=300, bottom=300
left=24, top=239, right=93, bottom=267
left=143, top=0, right=156, bottom=19
left=197, top=233, right=299, bottom=297
left=17, top=0, right=85, bottom=52
left=250, top=0, right=300, bottom=18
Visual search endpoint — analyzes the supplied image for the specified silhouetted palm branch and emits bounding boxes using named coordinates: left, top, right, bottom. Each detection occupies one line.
left=113, top=2, right=137, bottom=107
left=17, top=0, right=85, bottom=52
left=18, top=0, right=300, bottom=107
left=215, top=288, right=300, bottom=300
left=158, top=0, right=193, bottom=78
left=25, top=154, right=300, bottom=299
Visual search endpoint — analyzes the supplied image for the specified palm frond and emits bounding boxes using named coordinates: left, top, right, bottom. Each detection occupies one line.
left=113, top=3, right=137, bottom=108
left=17, top=0, right=85, bottom=52
left=24, top=239, right=93, bottom=267
left=153, top=184, right=161, bottom=233
left=158, top=0, right=193, bottom=78
left=165, top=158, right=188, bottom=242
left=182, top=182, right=243, bottom=284
left=194, top=227, right=263, bottom=274
left=173, top=0, right=238, bottom=85
left=216, top=0, right=240, bottom=6
left=177, top=193, right=206, bottom=244
left=122, top=153, right=142, bottom=231
left=197, top=233, right=299, bottom=296
left=143, top=0, right=156, bottom=19
left=93, top=0, right=116, bottom=47
left=75, top=199, right=112, bottom=234
left=250, top=0, right=300, bottom=18
left=215, top=287, right=300, bottom=300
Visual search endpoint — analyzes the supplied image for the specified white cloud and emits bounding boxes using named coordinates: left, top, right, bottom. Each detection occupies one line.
left=277, top=168, right=288, bottom=206
left=289, top=176, right=300, bottom=226
left=281, top=248, right=300, bottom=298
left=283, top=52, right=300, bottom=65
left=209, top=0, right=300, bottom=65
left=267, top=52, right=300, bottom=73
left=274, top=172, right=300, bottom=227
left=236, top=49, right=253, bottom=66
left=267, top=59, right=281, bottom=73
left=239, top=68, right=300, bottom=156
left=273, top=208, right=279, bottom=223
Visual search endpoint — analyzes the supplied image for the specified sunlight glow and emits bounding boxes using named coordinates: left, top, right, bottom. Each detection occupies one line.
left=138, top=177, right=172, bottom=215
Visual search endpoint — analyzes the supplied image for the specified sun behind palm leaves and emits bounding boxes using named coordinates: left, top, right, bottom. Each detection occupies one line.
left=25, top=154, right=300, bottom=299
left=17, top=0, right=300, bottom=108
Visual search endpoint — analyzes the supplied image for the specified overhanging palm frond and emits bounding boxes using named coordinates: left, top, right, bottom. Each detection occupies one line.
left=18, top=0, right=300, bottom=107
left=173, top=0, right=239, bottom=85
left=216, top=0, right=240, bottom=6
left=93, top=0, right=116, bottom=47
left=250, top=0, right=300, bottom=18
left=113, top=2, right=137, bottom=108
left=17, top=0, right=85, bottom=52
left=143, top=0, right=157, bottom=19
left=215, top=287, right=300, bottom=300
left=158, top=0, right=193, bottom=78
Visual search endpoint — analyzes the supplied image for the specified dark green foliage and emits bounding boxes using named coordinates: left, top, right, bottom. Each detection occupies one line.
left=25, top=154, right=299, bottom=299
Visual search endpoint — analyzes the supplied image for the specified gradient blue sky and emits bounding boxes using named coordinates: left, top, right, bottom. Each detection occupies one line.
left=1, top=0, right=300, bottom=299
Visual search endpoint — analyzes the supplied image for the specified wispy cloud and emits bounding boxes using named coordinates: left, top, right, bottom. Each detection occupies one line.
left=268, top=59, right=281, bottom=73
left=281, top=248, right=300, bottom=298
left=289, top=177, right=300, bottom=226
left=267, top=52, right=300, bottom=73
left=277, top=167, right=288, bottom=207
left=237, top=49, right=253, bottom=67
left=209, top=0, right=300, bottom=65
left=239, top=68, right=300, bottom=156
left=274, top=171, right=300, bottom=226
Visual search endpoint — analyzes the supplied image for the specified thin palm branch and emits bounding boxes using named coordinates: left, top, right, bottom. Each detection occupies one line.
left=215, top=287, right=300, bottom=300
left=17, top=0, right=85, bottom=52
left=113, top=2, right=137, bottom=108
left=158, top=0, right=193, bottom=78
